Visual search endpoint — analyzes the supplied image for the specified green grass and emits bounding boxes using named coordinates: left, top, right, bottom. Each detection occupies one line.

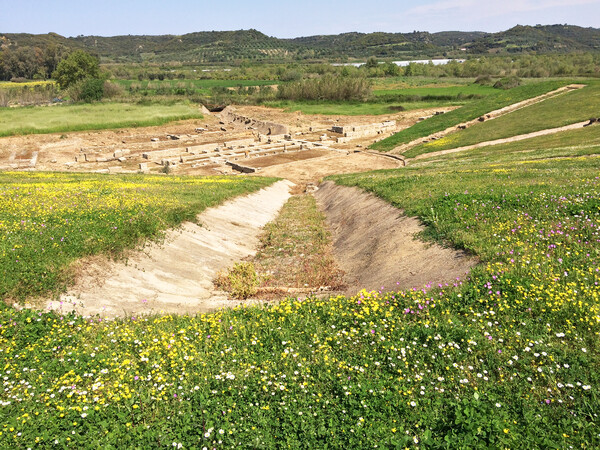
left=115, top=79, right=278, bottom=96
left=264, top=99, right=471, bottom=116
left=0, top=172, right=275, bottom=300
left=1, top=141, right=599, bottom=446
left=2, top=86, right=600, bottom=447
left=0, top=102, right=204, bottom=137
left=370, top=80, right=570, bottom=151
left=372, top=83, right=496, bottom=98
left=410, top=120, right=600, bottom=167
left=409, top=82, right=600, bottom=157
left=264, top=83, right=494, bottom=116
left=371, top=76, right=478, bottom=89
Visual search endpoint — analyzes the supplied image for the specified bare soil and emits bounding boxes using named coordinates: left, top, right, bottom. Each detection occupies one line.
left=47, top=180, right=294, bottom=318
left=257, top=152, right=400, bottom=184
left=314, top=181, right=477, bottom=295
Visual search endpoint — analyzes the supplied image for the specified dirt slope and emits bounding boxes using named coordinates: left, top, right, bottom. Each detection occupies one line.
left=314, top=181, right=476, bottom=296
left=47, top=180, right=294, bottom=318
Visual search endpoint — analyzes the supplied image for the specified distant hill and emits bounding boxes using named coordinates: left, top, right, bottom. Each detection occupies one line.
left=467, top=24, right=600, bottom=53
left=1, top=25, right=598, bottom=64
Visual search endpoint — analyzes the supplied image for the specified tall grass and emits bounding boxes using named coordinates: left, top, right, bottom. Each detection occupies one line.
left=0, top=82, right=59, bottom=107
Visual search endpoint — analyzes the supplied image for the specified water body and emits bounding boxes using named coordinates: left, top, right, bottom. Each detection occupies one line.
left=332, top=59, right=466, bottom=68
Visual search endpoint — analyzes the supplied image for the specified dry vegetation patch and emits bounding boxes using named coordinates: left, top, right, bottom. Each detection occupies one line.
left=216, top=192, right=345, bottom=299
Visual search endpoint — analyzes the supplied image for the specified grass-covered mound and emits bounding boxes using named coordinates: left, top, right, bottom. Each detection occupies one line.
left=407, top=81, right=600, bottom=157
left=0, top=172, right=275, bottom=300
left=370, top=80, right=569, bottom=152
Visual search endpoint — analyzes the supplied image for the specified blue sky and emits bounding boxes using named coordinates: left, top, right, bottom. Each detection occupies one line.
left=1, top=0, right=598, bottom=38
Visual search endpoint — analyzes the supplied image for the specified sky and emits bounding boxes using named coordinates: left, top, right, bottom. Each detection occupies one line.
left=1, top=0, right=599, bottom=38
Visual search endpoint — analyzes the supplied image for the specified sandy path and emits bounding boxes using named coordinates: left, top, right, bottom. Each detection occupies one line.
left=47, top=180, right=294, bottom=318
left=257, top=151, right=400, bottom=184
left=314, top=181, right=476, bottom=296
left=390, top=84, right=586, bottom=155
left=411, top=120, right=591, bottom=161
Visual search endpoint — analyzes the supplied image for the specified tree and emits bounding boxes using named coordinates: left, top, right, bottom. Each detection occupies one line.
left=365, top=56, right=378, bottom=69
left=52, top=50, right=100, bottom=89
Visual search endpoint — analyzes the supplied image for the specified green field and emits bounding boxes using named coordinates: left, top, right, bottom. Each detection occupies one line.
left=0, top=102, right=205, bottom=137
left=0, top=173, right=275, bottom=300
left=265, top=99, right=472, bottom=116
left=2, top=69, right=600, bottom=447
left=370, top=80, right=570, bottom=151
left=408, top=82, right=600, bottom=157
left=372, top=83, right=495, bottom=98
left=114, top=79, right=278, bottom=97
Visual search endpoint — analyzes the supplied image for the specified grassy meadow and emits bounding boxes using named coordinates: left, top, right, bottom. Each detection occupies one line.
left=1, top=70, right=600, bottom=447
left=114, top=79, right=278, bottom=97
left=2, top=123, right=600, bottom=447
left=0, top=173, right=275, bottom=300
left=1, top=136, right=599, bottom=446
left=0, top=102, right=204, bottom=137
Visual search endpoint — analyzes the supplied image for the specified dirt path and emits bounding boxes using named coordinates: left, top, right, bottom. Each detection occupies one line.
left=390, top=84, right=586, bottom=155
left=47, top=180, right=294, bottom=318
left=314, top=181, right=476, bottom=296
left=410, top=120, right=591, bottom=162
left=257, top=151, right=400, bottom=184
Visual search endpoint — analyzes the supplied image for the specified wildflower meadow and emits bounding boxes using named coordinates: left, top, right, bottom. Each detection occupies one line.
left=1, top=150, right=599, bottom=447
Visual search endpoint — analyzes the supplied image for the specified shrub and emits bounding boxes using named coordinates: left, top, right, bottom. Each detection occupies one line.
left=102, top=81, right=124, bottom=99
left=215, top=262, right=259, bottom=299
left=493, top=76, right=521, bottom=90
left=68, top=78, right=104, bottom=102
left=474, top=74, right=493, bottom=85
left=277, top=75, right=371, bottom=101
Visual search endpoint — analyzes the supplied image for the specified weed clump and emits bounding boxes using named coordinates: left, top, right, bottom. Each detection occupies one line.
left=215, top=262, right=260, bottom=299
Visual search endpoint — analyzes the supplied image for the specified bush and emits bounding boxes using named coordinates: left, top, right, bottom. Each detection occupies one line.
left=493, top=76, right=521, bottom=90
left=103, top=81, right=124, bottom=99
left=215, top=262, right=259, bottom=299
left=474, top=74, right=493, bottom=85
left=277, top=75, right=371, bottom=101
left=68, top=78, right=104, bottom=102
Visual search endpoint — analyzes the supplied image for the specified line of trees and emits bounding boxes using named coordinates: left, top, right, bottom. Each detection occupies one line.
left=0, top=45, right=64, bottom=81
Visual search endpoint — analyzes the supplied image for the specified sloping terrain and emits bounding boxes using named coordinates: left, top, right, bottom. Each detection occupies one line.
left=314, top=181, right=476, bottom=295
left=48, top=180, right=294, bottom=317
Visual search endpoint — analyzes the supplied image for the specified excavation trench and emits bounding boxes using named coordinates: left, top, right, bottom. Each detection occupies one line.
left=47, top=180, right=294, bottom=318
left=46, top=178, right=477, bottom=318
left=314, top=181, right=477, bottom=295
